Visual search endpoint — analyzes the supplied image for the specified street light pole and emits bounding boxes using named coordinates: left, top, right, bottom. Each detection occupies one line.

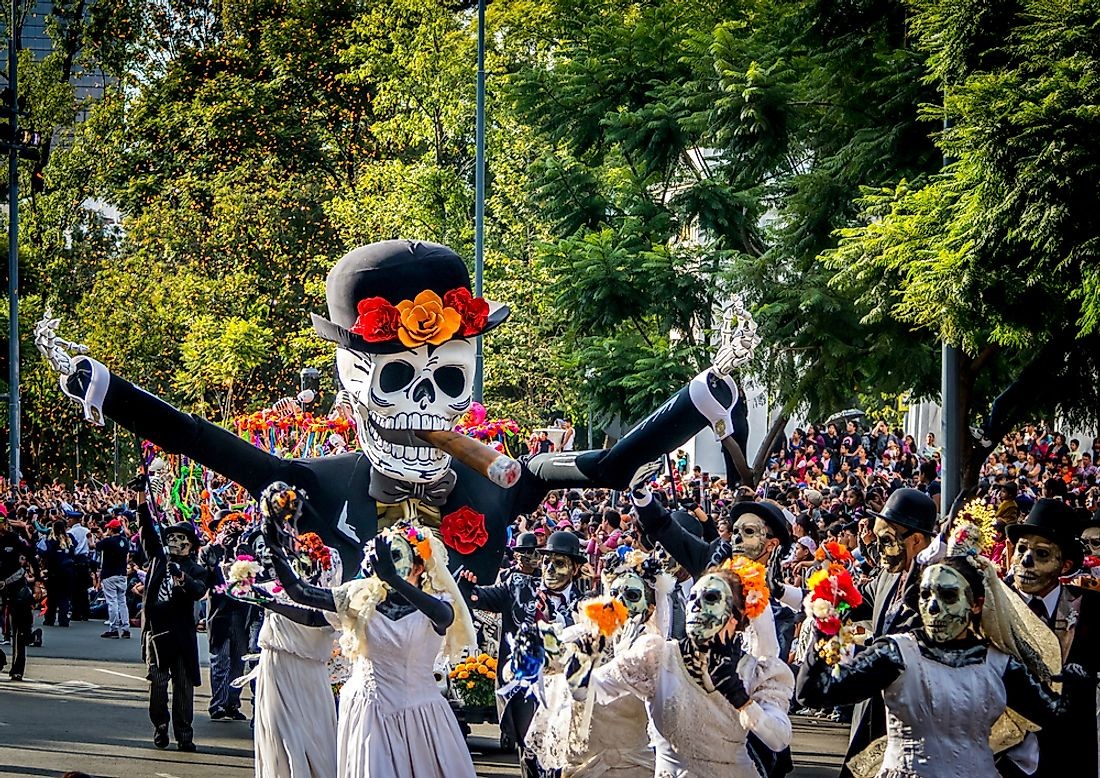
left=7, top=0, right=20, bottom=485
left=472, top=0, right=486, bottom=403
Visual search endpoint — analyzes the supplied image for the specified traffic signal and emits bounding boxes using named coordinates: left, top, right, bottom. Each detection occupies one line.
left=0, top=85, right=42, bottom=160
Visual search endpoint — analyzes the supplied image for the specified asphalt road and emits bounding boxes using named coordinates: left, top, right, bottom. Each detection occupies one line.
left=0, top=618, right=847, bottom=778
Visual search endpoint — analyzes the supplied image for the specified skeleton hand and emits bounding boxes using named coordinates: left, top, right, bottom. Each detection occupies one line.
left=329, top=389, right=356, bottom=422
left=712, top=295, right=759, bottom=376
left=34, top=309, right=89, bottom=377
left=272, top=397, right=302, bottom=417
left=259, top=481, right=303, bottom=552
left=365, top=535, right=400, bottom=583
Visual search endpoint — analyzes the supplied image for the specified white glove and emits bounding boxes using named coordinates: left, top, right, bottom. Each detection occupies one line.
left=34, top=309, right=88, bottom=377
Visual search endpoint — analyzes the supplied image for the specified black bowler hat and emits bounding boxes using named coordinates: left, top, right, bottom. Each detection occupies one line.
left=670, top=510, right=704, bottom=539
left=1007, top=498, right=1083, bottom=566
left=511, top=532, right=538, bottom=553
left=539, top=531, right=587, bottom=562
left=728, top=501, right=793, bottom=550
left=312, top=240, right=510, bottom=354
left=868, top=487, right=937, bottom=535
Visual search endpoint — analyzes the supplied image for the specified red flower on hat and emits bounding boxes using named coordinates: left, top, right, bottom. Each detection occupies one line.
left=440, top=506, right=489, bottom=555
left=444, top=288, right=490, bottom=337
left=350, top=297, right=401, bottom=342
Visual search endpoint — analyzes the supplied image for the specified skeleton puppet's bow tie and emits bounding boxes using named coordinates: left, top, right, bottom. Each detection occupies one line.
left=369, top=468, right=458, bottom=527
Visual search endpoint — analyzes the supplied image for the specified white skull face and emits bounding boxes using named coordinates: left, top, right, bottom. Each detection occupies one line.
left=336, top=340, right=474, bottom=483
left=608, top=571, right=649, bottom=618
left=686, top=573, right=737, bottom=642
left=165, top=532, right=193, bottom=558
left=919, top=565, right=975, bottom=643
left=1010, top=535, right=1065, bottom=595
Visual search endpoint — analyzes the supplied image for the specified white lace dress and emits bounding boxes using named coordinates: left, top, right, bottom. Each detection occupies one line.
left=328, top=583, right=475, bottom=778
left=592, top=633, right=794, bottom=778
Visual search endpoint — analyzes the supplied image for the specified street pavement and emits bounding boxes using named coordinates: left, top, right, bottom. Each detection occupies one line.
left=0, top=618, right=847, bottom=778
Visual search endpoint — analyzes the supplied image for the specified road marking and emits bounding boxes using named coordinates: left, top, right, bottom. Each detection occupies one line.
left=156, top=773, right=182, bottom=778
left=95, top=668, right=146, bottom=682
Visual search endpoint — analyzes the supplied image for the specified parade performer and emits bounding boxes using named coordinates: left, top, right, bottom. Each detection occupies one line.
left=797, top=522, right=1083, bottom=778
left=259, top=484, right=478, bottom=778
left=226, top=489, right=345, bottom=778
left=0, top=513, right=41, bottom=680
left=1004, top=499, right=1100, bottom=778
left=460, top=529, right=587, bottom=778
left=133, top=479, right=209, bottom=752
left=588, top=557, right=794, bottom=778
left=34, top=239, right=759, bottom=589
left=528, top=549, right=672, bottom=777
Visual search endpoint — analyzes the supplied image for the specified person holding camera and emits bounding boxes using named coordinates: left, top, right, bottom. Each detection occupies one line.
left=133, top=476, right=209, bottom=752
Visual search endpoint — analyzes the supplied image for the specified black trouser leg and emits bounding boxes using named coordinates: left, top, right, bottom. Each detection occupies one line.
left=7, top=585, right=33, bottom=677
left=71, top=559, right=90, bottom=621
left=171, top=654, right=195, bottom=745
left=148, top=660, right=171, bottom=732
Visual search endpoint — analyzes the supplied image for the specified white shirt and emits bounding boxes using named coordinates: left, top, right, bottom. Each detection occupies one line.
left=1032, top=584, right=1061, bottom=621
left=68, top=524, right=90, bottom=556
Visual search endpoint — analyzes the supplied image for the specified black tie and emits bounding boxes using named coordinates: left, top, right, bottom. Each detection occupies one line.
left=1028, top=597, right=1049, bottom=624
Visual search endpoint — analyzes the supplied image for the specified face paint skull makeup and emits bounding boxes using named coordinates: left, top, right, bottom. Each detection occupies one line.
left=362, top=533, right=416, bottom=580
left=730, top=514, right=770, bottom=561
left=165, top=532, right=193, bottom=558
left=655, top=544, right=683, bottom=577
left=1010, top=536, right=1064, bottom=595
left=541, top=553, right=577, bottom=591
left=686, top=573, right=738, bottom=642
left=515, top=551, right=540, bottom=575
left=336, top=339, right=475, bottom=484
left=608, top=571, right=649, bottom=618
left=874, top=519, right=910, bottom=574
left=919, top=564, right=975, bottom=643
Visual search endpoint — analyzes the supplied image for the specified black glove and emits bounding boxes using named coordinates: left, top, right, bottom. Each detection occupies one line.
left=1056, top=663, right=1097, bottom=686
left=707, top=632, right=750, bottom=708
left=167, top=561, right=182, bottom=580
left=367, top=536, right=399, bottom=583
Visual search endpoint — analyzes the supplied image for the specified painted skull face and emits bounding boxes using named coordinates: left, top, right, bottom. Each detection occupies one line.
left=164, top=532, right=193, bottom=558
left=541, top=553, right=577, bottom=591
left=686, top=573, right=737, bottom=642
left=336, top=339, right=474, bottom=484
left=1081, top=526, right=1100, bottom=555
left=919, top=565, right=974, bottom=643
left=252, top=534, right=273, bottom=569
left=874, top=519, right=909, bottom=574
left=1011, top=535, right=1064, bottom=595
left=515, top=550, right=540, bottom=574
left=731, top=514, right=770, bottom=561
left=362, top=533, right=416, bottom=580
left=608, top=571, right=649, bottom=618
left=654, top=544, right=683, bottom=577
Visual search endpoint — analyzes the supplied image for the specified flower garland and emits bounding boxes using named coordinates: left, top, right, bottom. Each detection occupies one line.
left=804, top=563, right=865, bottom=673
left=719, top=555, right=770, bottom=619
left=814, top=540, right=854, bottom=564
left=578, top=596, right=631, bottom=638
left=297, top=532, right=333, bottom=571
left=350, top=288, right=489, bottom=348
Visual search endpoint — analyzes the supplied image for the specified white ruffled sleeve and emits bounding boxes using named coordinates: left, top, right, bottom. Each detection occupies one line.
left=737, top=655, right=794, bottom=752
left=591, top=632, right=663, bottom=704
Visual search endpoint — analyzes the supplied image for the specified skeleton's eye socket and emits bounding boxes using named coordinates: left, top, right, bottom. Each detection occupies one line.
left=379, top=361, right=416, bottom=393
left=936, top=587, right=961, bottom=605
left=702, top=590, right=722, bottom=604
left=622, top=589, right=643, bottom=602
left=435, top=365, right=466, bottom=398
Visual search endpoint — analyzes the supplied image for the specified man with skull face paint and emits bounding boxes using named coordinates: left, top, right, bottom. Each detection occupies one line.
left=1003, top=499, right=1100, bottom=778
left=588, top=558, right=794, bottom=778
left=460, top=529, right=587, bottom=777
left=797, top=528, right=1089, bottom=778
left=34, top=239, right=758, bottom=593
left=132, top=478, right=210, bottom=752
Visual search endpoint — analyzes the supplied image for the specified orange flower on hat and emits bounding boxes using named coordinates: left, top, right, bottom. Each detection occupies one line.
left=396, top=290, right=463, bottom=348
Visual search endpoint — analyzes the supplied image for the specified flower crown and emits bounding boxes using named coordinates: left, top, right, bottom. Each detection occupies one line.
left=381, top=520, right=433, bottom=561
left=350, top=288, right=489, bottom=349
left=718, top=555, right=770, bottom=620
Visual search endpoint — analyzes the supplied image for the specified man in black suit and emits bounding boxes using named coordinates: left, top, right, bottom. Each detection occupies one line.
left=841, top=487, right=937, bottom=777
left=460, top=530, right=586, bottom=778
left=1003, top=499, right=1100, bottom=778
left=135, top=482, right=209, bottom=752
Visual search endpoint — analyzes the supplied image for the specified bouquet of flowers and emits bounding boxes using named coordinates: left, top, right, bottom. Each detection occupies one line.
left=223, top=555, right=263, bottom=599
left=804, top=563, right=865, bottom=673
left=450, top=653, right=498, bottom=707
left=814, top=540, right=854, bottom=565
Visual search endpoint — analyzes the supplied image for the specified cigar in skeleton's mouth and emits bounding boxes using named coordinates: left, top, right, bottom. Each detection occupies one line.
left=369, top=418, right=520, bottom=489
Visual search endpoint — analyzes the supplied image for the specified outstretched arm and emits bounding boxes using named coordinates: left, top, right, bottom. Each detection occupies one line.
left=268, top=542, right=337, bottom=614
left=631, top=487, right=715, bottom=578
left=134, top=487, right=164, bottom=561
left=796, top=635, right=903, bottom=708
left=368, top=537, right=453, bottom=635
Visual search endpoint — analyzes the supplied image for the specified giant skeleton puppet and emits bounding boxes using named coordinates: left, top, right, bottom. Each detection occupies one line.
left=35, top=240, right=759, bottom=585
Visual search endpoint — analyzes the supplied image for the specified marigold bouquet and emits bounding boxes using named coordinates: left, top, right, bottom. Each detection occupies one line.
left=804, top=563, right=865, bottom=672
left=450, top=652, right=498, bottom=707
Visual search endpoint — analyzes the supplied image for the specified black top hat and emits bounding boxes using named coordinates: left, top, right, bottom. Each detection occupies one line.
left=868, top=487, right=937, bottom=535
left=539, top=530, right=586, bottom=562
left=511, top=532, right=538, bottom=552
left=312, top=240, right=510, bottom=354
left=727, top=501, right=793, bottom=550
left=1007, top=498, right=1084, bottom=566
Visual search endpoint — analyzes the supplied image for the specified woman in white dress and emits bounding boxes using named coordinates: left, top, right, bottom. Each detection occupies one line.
left=264, top=510, right=478, bottom=778
left=229, top=525, right=344, bottom=778
left=796, top=544, right=1086, bottom=778
left=590, top=558, right=794, bottom=778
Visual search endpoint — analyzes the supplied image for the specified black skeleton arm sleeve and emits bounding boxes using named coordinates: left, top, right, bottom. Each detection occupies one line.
left=1001, top=657, right=1082, bottom=727
left=257, top=597, right=332, bottom=628
left=384, top=577, right=455, bottom=636
left=270, top=548, right=337, bottom=615
left=631, top=489, right=714, bottom=577
left=796, top=636, right=905, bottom=708
left=136, top=500, right=164, bottom=561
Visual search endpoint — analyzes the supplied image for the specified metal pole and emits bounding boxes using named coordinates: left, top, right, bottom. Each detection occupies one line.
left=472, top=0, right=486, bottom=403
left=112, top=421, right=119, bottom=483
left=939, top=113, right=959, bottom=516
left=7, top=0, right=19, bottom=486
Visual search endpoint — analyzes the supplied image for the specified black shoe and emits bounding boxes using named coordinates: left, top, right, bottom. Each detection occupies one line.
left=30, top=629, right=42, bottom=648
left=8, top=673, right=22, bottom=682
left=153, top=726, right=169, bottom=749
left=209, top=708, right=227, bottom=721
left=100, top=630, right=120, bottom=639
left=177, top=741, right=197, bottom=753
left=121, top=631, right=131, bottom=639
left=226, top=709, right=247, bottom=721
